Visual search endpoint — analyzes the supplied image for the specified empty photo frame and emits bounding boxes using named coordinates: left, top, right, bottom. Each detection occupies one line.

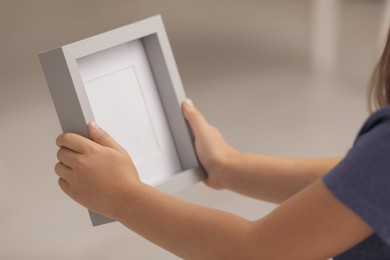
left=39, top=15, right=205, bottom=226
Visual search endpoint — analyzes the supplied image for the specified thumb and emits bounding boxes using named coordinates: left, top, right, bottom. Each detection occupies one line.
left=87, top=122, right=126, bottom=153
left=182, top=99, right=210, bottom=136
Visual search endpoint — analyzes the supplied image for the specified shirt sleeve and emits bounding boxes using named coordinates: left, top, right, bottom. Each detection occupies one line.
left=323, top=110, right=390, bottom=245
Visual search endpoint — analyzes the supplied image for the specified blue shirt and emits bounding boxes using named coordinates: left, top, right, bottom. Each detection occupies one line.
left=323, top=106, right=390, bottom=259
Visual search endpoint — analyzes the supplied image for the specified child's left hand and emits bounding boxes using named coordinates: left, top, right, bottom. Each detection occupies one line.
left=55, top=122, right=140, bottom=220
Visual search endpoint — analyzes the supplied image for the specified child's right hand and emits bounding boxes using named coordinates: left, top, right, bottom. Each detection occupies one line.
left=182, top=99, right=238, bottom=189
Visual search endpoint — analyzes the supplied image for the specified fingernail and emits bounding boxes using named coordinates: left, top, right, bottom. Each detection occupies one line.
left=185, top=99, right=194, bottom=108
left=90, top=121, right=100, bottom=130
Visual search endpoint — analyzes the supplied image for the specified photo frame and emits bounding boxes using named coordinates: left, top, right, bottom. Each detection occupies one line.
left=39, top=15, right=205, bottom=226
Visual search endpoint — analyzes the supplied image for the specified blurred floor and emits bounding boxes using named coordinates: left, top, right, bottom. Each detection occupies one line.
left=0, top=0, right=384, bottom=259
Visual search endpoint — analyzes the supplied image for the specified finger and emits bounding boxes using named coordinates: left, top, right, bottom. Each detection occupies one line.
left=55, top=162, right=73, bottom=183
left=56, top=132, right=96, bottom=154
left=58, top=178, right=72, bottom=196
left=182, top=99, right=211, bottom=136
left=56, top=147, right=79, bottom=169
left=87, top=122, right=127, bottom=154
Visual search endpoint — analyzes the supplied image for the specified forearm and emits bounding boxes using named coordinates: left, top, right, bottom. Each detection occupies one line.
left=116, top=174, right=347, bottom=260
left=221, top=153, right=341, bottom=203
left=116, top=183, right=252, bottom=259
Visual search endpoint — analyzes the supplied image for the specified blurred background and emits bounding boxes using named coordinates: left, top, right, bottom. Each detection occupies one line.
left=0, top=0, right=386, bottom=259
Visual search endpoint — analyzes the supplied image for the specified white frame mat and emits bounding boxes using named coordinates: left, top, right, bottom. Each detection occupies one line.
left=39, top=15, right=205, bottom=226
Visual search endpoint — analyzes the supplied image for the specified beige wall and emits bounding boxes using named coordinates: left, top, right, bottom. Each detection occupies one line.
left=0, top=0, right=381, bottom=259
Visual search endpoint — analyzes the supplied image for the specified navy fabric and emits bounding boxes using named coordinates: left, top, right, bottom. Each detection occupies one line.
left=323, top=106, right=390, bottom=259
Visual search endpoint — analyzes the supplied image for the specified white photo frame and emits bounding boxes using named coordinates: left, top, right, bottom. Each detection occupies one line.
left=39, top=15, right=205, bottom=226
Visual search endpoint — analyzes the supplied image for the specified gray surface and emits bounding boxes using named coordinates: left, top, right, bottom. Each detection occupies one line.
left=0, top=0, right=383, bottom=259
left=39, top=48, right=89, bottom=137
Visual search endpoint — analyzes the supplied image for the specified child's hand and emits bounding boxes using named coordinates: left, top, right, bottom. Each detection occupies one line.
left=55, top=122, right=140, bottom=220
left=182, top=99, right=238, bottom=189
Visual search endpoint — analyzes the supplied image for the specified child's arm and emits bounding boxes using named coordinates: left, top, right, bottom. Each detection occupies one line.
left=55, top=123, right=372, bottom=260
left=182, top=100, right=341, bottom=203
left=222, top=153, right=341, bottom=203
